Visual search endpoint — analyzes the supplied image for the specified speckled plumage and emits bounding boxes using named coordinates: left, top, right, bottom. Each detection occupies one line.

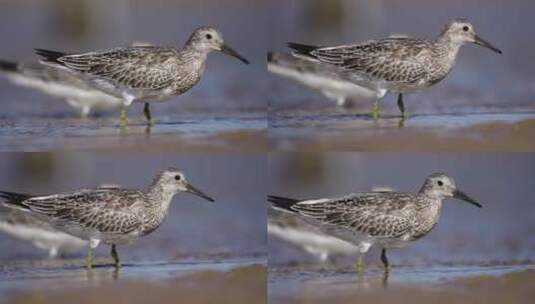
left=288, top=18, right=502, bottom=117
left=35, top=26, right=249, bottom=125
left=0, top=168, right=214, bottom=268
left=269, top=173, right=482, bottom=272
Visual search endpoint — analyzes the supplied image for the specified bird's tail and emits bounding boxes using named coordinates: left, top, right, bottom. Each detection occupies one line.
left=268, top=195, right=300, bottom=213
left=287, top=42, right=319, bottom=58
left=0, top=60, right=19, bottom=73
left=0, top=191, right=33, bottom=211
left=34, top=49, right=66, bottom=65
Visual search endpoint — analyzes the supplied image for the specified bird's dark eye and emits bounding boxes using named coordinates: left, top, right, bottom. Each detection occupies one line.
left=462, top=26, right=469, bottom=32
left=437, top=180, right=444, bottom=186
left=175, top=175, right=182, bottom=181
left=206, top=34, right=212, bottom=40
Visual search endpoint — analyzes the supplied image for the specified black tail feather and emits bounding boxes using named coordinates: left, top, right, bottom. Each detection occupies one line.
left=268, top=195, right=300, bottom=212
left=287, top=42, right=319, bottom=56
left=0, top=60, right=18, bottom=72
left=34, top=49, right=66, bottom=64
left=0, top=191, right=33, bottom=210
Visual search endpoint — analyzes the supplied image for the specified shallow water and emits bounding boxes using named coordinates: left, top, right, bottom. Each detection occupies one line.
left=2, top=263, right=267, bottom=304
left=267, top=0, right=535, bottom=152
left=0, top=111, right=266, bottom=151
left=0, top=153, right=267, bottom=300
left=0, top=0, right=270, bottom=152
left=267, top=153, right=535, bottom=302
left=0, top=258, right=263, bottom=294
left=269, top=266, right=535, bottom=304
left=269, top=111, right=535, bottom=151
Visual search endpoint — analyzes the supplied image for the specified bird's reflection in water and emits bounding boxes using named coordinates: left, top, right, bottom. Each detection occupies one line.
left=354, top=270, right=390, bottom=289
left=84, top=264, right=121, bottom=283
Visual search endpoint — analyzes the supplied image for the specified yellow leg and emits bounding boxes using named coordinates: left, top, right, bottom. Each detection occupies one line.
left=356, top=254, right=365, bottom=274
left=119, top=107, right=128, bottom=127
left=85, top=247, right=94, bottom=269
left=371, top=100, right=380, bottom=120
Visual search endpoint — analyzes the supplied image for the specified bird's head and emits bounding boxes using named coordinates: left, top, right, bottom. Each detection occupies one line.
left=420, top=172, right=482, bottom=208
left=187, top=26, right=249, bottom=64
left=441, top=18, right=502, bottom=54
left=155, top=168, right=214, bottom=202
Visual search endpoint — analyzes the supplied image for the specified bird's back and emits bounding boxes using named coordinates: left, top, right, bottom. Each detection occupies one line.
left=2, top=188, right=148, bottom=241
left=289, top=38, right=437, bottom=92
left=270, top=192, right=428, bottom=246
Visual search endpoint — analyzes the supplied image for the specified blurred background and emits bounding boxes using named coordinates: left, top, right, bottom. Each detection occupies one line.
left=269, top=153, right=535, bottom=266
left=268, top=0, right=535, bottom=113
left=0, top=153, right=266, bottom=261
left=0, top=0, right=270, bottom=117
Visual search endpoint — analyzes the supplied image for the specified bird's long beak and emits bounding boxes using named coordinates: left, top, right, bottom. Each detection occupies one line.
left=453, top=189, right=482, bottom=208
left=473, top=34, right=502, bottom=54
left=220, top=44, right=250, bottom=64
left=185, top=183, right=215, bottom=202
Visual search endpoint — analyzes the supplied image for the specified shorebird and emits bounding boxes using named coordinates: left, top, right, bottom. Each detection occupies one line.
left=268, top=173, right=482, bottom=273
left=268, top=187, right=394, bottom=262
left=0, top=168, right=214, bottom=268
left=0, top=60, right=123, bottom=117
left=34, top=26, right=250, bottom=126
left=0, top=206, right=87, bottom=258
left=287, top=18, right=502, bottom=119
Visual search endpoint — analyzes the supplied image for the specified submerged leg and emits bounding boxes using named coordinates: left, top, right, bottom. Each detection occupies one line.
left=380, top=248, right=390, bottom=273
left=86, top=238, right=101, bottom=269
left=371, top=99, right=380, bottom=120
left=143, top=103, right=153, bottom=125
left=397, top=94, right=407, bottom=118
left=110, top=244, right=121, bottom=268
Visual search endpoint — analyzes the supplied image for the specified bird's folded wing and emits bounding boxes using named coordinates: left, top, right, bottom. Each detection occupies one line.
left=312, top=39, right=428, bottom=83
left=58, top=48, right=176, bottom=90
left=291, top=193, right=412, bottom=238
left=21, top=189, right=143, bottom=234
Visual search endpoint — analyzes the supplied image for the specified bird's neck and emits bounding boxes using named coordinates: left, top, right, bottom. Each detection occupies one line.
left=433, top=35, right=463, bottom=66
left=147, top=182, right=176, bottom=212
left=412, top=195, right=443, bottom=239
left=141, top=185, right=177, bottom=235
left=183, top=44, right=210, bottom=62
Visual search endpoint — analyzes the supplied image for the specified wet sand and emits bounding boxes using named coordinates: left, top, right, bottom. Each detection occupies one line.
left=269, top=266, right=535, bottom=304
left=2, top=261, right=266, bottom=304
left=269, top=111, right=535, bottom=151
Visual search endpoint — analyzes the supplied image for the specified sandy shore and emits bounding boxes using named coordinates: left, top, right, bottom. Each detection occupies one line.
left=5, top=264, right=266, bottom=304
left=270, top=268, right=535, bottom=304
left=270, top=113, right=535, bottom=151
